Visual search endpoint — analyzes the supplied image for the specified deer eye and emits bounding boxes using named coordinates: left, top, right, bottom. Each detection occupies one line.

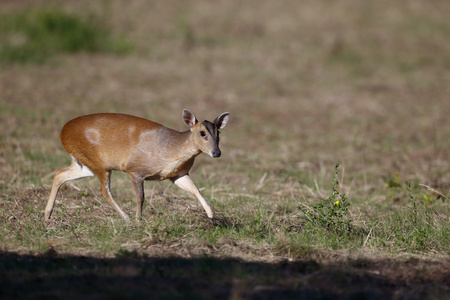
left=200, top=131, right=207, bottom=138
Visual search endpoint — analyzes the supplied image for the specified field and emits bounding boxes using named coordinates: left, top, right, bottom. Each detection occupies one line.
left=0, top=0, right=449, bottom=299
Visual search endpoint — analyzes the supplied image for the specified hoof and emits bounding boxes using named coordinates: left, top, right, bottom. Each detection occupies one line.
left=209, top=218, right=218, bottom=226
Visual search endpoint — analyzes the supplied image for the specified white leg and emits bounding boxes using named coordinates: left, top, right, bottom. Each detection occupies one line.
left=45, top=157, right=94, bottom=220
left=173, top=175, right=214, bottom=219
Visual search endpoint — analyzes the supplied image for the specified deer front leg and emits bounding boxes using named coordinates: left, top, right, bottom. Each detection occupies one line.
left=172, top=175, right=215, bottom=222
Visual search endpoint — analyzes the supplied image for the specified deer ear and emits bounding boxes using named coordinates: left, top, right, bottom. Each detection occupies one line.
left=183, top=109, right=198, bottom=129
left=215, top=112, right=229, bottom=129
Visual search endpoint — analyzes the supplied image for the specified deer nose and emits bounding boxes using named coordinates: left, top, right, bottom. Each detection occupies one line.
left=212, top=149, right=221, bottom=158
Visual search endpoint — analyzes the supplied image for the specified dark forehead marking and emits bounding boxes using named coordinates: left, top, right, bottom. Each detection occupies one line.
left=201, top=120, right=216, bottom=135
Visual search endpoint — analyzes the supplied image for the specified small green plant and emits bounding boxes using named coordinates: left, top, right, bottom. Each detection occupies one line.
left=383, top=180, right=443, bottom=252
left=422, top=193, right=435, bottom=205
left=0, top=9, right=131, bottom=64
left=250, top=210, right=269, bottom=240
left=299, top=164, right=352, bottom=236
left=384, top=173, right=403, bottom=202
left=385, top=173, right=401, bottom=189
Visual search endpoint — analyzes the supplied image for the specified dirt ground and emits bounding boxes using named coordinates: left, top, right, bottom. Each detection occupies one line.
left=0, top=250, right=449, bottom=300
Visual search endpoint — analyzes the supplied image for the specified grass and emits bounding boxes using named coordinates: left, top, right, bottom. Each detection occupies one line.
left=1, top=164, right=447, bottom=258
left=0, top=0, right=449, bottom=298
left=0, top=8, right=131, bottom=64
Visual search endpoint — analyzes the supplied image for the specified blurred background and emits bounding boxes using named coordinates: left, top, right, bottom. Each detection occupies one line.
left=1, top=0, right=450, bottom=196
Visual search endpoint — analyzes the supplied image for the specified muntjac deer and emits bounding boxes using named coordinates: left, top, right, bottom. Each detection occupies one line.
left=45, top=109, right=229, bottom=223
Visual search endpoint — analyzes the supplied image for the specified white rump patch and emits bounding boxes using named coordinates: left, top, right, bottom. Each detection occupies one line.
left=85, top=128, right=100, bottom=145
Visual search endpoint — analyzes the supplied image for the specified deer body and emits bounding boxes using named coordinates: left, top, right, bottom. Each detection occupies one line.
left=45, top=110, right=229, bottom=223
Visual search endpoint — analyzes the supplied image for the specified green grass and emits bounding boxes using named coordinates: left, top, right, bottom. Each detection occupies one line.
left=0, top=9, right=131, bottom=64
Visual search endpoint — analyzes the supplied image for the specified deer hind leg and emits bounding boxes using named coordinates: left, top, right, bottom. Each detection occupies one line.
left=45, top=156, right=94, bottom=221
left=172, top=175, right=214, bottom=220
left=97, top=170, right=131, bottom=222
left=129, top=173, right=145, bottom=220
